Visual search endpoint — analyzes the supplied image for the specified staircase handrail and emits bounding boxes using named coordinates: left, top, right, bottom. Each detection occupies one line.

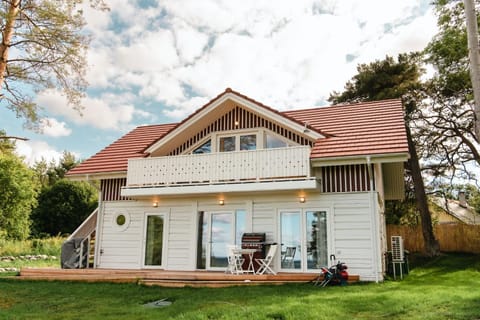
left=67, top=207, right=98, bottom=241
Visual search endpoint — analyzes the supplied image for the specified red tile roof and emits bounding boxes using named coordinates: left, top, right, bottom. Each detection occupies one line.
left=67, top=124, right=176, bottom=176
left=67, top=92, right=408, bottom=177
left=284, top=99, right=409, bottom=159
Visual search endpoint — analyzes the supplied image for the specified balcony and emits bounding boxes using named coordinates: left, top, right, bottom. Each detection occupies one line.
left=121, top=146, right=319, bottom=197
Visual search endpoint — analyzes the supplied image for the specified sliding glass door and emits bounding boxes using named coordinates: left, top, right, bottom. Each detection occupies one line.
left=196, top=210, right=247, bottom=270
left=279, top=209, right=328, bottom=272
left=208, top=212, right=233, bottom=269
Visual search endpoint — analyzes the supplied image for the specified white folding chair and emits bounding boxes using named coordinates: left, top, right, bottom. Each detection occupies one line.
left=255, top=244, right=278, bottom=275
left=226, top=245, right=244, bottom=275
left=282, top=246, right=296, bottom=268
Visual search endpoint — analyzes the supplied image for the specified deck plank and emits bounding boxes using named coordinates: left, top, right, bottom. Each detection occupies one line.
left=18, top=268, right=359, bottom=288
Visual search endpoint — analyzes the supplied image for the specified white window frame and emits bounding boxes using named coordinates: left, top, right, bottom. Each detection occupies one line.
left=216, top=130, right=261, bottom=152
left=142, top=212, right=168, bottom=269
left=183, top=127, right=302, bottom=155
left=278, top=207, right=331, bottom=273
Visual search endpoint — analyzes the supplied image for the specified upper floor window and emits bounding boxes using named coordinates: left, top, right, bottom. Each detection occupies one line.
left=266, top=133, right=292, bottom=148
left=193, top=139, right=211, bottom=154
left=219, top=134, right=257, bottom=152
left=187, top=129, right=299, bottom=155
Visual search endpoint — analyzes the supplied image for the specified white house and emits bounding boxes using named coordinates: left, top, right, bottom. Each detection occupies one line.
left=66, top=88, right=409, bottom=281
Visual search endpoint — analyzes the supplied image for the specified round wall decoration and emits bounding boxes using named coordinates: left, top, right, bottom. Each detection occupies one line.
left=113, top=212, right=130, bottom=231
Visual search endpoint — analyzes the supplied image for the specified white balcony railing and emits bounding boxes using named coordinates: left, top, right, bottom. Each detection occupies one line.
left=125, top=146, right=312, bottom=187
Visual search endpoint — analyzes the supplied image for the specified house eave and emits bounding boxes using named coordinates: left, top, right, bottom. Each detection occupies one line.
left=66, top=171, right=127, bottom=181
left=310, top=153, right=409, bottom=167
left=121, top=178, right=320, bottom=197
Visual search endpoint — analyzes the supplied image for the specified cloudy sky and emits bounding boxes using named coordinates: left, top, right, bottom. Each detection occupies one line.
left=1, top=0, right=438, bottom=164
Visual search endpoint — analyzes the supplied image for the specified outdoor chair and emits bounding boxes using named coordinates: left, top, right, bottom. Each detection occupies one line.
left=282, top=246, right=296, bottom=268
left=225, top=245, right=244, bottom=275
left=255, top=244, right=278, bottom=275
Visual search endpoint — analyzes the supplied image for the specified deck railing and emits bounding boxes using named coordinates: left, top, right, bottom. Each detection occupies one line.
left=126, top=146, right=312, bottom=187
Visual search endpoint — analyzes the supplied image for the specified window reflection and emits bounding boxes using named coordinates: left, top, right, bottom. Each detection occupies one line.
left=219, top=136, right=236, bottom=152
left=280, top=211, right=301, bottom=270
left=240, top=135, right=256, bottom=150
left=266, top=133, right=289, bottom=148
left=193, top=139, right=211, bottom=154
left=306, top=211, right=327, bottom=270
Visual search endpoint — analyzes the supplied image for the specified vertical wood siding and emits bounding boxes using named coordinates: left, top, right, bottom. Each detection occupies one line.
left=101, top=179, right=130, bottom=201
left=168, top=104, right=314, bottom=155
left=321, top=164, right=375, bottom=193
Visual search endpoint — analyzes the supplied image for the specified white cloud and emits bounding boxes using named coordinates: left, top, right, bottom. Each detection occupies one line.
left=36, top=89, right=153, bottom=131
left=15, top=140, right=64, bottom=166
left=39, top=118, right=72, bottom=137
left=79, top=0, right=436, bottom=118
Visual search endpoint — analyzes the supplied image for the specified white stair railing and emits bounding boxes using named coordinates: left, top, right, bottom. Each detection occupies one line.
left=62, top=208, right=98, bottom=269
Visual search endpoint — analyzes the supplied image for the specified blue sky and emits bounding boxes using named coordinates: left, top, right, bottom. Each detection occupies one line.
left=0, top=0, right=437, bottom=164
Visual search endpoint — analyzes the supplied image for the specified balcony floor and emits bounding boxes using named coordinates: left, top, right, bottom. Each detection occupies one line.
left=19, top=268, right=359, bottom=288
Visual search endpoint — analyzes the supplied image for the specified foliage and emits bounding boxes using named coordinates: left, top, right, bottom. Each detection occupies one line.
left=0, top=253, right=478, bottom=319
left=0, top=129, right=16, bottom=155
left=328, top=53, right=439, bottom=255
left=0, top=0, right=108, bottom=128
left=32, top=151, right=79, bottom=188
left=0, top=236, right=63, bottom=257
left=420, top=0, right=480, bottom=181
left=329, top=53, right=425, bottom=114
left=0, top=153, right=38, bottom=240
left=31, top=180, right=97, bottom=236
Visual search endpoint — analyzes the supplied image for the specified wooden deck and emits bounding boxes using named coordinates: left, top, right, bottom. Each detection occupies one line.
left=18, top=268, right=360, bottom=288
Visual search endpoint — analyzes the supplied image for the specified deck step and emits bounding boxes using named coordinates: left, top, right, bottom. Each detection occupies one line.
left=18, top=268, right=359, bottom=287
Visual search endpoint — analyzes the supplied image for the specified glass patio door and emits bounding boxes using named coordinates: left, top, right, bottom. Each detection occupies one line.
left=305, top=211, right=328, bottom=270
left=280, top=211, right=302, bottom=270
left=207, top=212, right=233, bottom=269
left=144, top=214, right=165, bottom=267
left=279, top=209, right=328, bottom=272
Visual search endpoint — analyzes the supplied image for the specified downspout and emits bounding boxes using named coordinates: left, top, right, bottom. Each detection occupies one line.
left=366, top=156, right=380, bottom=283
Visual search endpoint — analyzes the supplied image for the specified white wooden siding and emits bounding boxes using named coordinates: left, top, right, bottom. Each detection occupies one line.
left=330, top=196, right=378, bottom=281
left=166, top=206, right=196, bottom=270
left=99, top=202, right=145, bottom=269
left=96, top=192, right=381, bottom=281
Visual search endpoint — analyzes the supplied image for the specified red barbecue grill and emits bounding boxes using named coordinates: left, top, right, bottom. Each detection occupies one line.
left=241, top=233, right=266, bottom=271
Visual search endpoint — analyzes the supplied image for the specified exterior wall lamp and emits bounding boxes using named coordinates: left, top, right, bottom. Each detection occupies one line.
left=219, top=199, right=225, bottom=205
left=299, top=196, right=306, bottom=203
left=153, top=202, right=158, bottom=208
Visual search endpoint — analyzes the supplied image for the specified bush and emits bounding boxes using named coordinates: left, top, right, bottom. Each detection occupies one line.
left=31, top=180, right=98, bottom=236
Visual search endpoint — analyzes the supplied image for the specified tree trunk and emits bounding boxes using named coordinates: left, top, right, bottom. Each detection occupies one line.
left=406, top=125, right=440, bottom=256
left=464, top=0, right=480, bottom=142
left=0, top=0, right=21, bottom=91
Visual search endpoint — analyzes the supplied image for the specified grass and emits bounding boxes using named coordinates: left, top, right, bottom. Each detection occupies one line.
left=0, top=253, right=478, bottom=319
left=0, top=236, right=64, bottom=257
left=0, top=237, right=63, bottom=273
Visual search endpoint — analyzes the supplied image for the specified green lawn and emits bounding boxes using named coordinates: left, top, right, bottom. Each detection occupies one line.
left=0, top=253, right=479, bottom=320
